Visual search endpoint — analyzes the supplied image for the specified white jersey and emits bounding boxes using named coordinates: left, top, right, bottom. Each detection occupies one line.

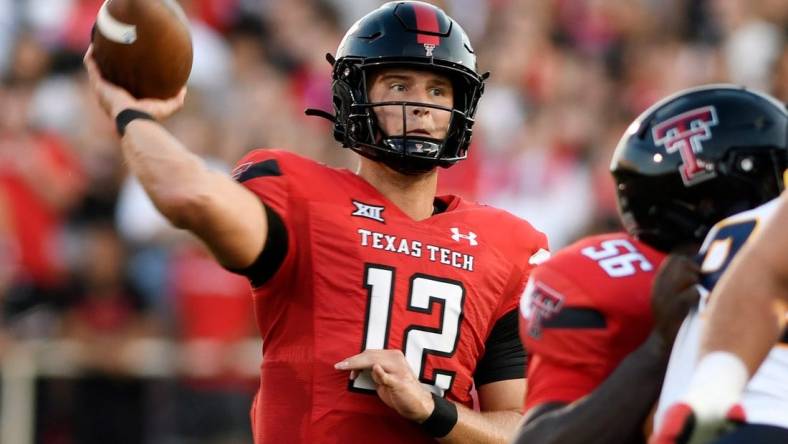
left=655, top=197, right=788, bottom=429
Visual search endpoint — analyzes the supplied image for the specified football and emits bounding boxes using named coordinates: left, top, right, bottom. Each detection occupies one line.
left=92, top=0, right=193, bottom=99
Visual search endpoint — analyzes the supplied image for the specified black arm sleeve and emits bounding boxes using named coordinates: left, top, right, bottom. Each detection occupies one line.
left=474, top=309, right=527, bottom=387
left=228, top=204, right=289, bottom=287
left=512, top=333, right=671, bottom=444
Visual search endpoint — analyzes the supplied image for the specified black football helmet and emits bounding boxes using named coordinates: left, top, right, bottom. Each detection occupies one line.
left=306, top=1, right=487, bottom=174
left=611, top=85, right=788, bottom=252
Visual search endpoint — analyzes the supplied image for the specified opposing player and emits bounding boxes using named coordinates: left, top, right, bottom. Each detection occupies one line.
left=515, top=85, right=787, bottom=444
left=651, top=99, right=788, bottom=442
left=84, top=2, right=547, bottom=443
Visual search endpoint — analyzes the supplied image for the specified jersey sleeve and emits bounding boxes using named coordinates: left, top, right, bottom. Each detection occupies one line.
left=232, top=149, right=293, bottom=217
left=230, top=149, right=300, bottom=288
left=496, top=227, right=550, bottom=319
left=473, top=224, right=549, bottom=387
left=519, top=262, right=614, bottom=410
left=474, top=309, right=526, bottom=386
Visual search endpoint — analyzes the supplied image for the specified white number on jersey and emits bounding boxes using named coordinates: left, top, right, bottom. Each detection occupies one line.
left=581, top=239, right=653, bottom=278
left=353, top=264, right=465, bottom=396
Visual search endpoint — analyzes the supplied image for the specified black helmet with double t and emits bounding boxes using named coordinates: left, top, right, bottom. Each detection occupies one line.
left=611, top=85, right=788, bottom=252
left=313, top=1, right=487, bottom=174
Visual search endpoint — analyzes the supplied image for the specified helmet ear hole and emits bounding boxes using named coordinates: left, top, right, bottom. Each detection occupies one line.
left=331, top=78, right=356, bottom=146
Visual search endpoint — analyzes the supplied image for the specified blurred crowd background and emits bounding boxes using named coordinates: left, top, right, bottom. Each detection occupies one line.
left=0, top=0, right=785, bottom=443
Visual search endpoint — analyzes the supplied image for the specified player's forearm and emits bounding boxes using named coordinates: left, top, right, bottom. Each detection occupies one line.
left=438, top=405, right=521, bottom=444
left=120, top=120, right=211, bottom=224
left=119, top=120, right=267, bottom=268
left=514, top=334, right=669, bottom=444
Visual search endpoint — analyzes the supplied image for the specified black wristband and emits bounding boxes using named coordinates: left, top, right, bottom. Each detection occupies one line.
left=420, top=393, right=458, bottom=438
left=115, top=109, right=156, bottom=136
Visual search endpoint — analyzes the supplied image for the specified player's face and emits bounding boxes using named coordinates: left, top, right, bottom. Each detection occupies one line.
left=367, top=68, right=454, bottom=141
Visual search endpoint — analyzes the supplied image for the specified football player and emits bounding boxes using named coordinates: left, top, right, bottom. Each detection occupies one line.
left=83, top=2, right=547, bottom=444
left=650, top=100, right=788, bottom=443
left=514, top=85, right=787, bottom=444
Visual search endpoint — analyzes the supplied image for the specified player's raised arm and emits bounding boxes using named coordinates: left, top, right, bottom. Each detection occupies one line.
left=84, top=48, right=267, bottom=270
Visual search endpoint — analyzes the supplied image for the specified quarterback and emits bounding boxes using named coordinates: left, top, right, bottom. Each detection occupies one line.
left=83, top=2, right=547, bottom=443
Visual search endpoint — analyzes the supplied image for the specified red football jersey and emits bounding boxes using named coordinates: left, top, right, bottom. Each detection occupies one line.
left=519, top=233, right=666, bottom=411
left=233, top=149, right=547, bottom=444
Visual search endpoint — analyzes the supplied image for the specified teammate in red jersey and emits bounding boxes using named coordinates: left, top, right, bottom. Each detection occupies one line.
left=84, top=2, right=547, bottom=443
left=515, top=85, right=787, bottom=444
left=514, top=234, right=698, bottom=444
left=519, top=233, right=668, bottom=410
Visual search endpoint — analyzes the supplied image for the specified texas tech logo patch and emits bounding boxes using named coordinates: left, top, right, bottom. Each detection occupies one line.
left=652, top=106, right=718, bottom=185
left=520, top=280, right=564, bottom=339
left=351, top=200, right=385, bottom=223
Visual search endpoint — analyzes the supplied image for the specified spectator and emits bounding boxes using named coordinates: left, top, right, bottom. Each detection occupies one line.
left=0, top=77, right=84, bottom=319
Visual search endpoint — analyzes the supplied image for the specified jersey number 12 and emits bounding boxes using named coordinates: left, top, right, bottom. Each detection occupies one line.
left=352, top=264, right=466, bottom=397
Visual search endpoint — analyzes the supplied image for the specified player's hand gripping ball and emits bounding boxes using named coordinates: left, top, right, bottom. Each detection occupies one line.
left=92, top=0, right=192, bottom=99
